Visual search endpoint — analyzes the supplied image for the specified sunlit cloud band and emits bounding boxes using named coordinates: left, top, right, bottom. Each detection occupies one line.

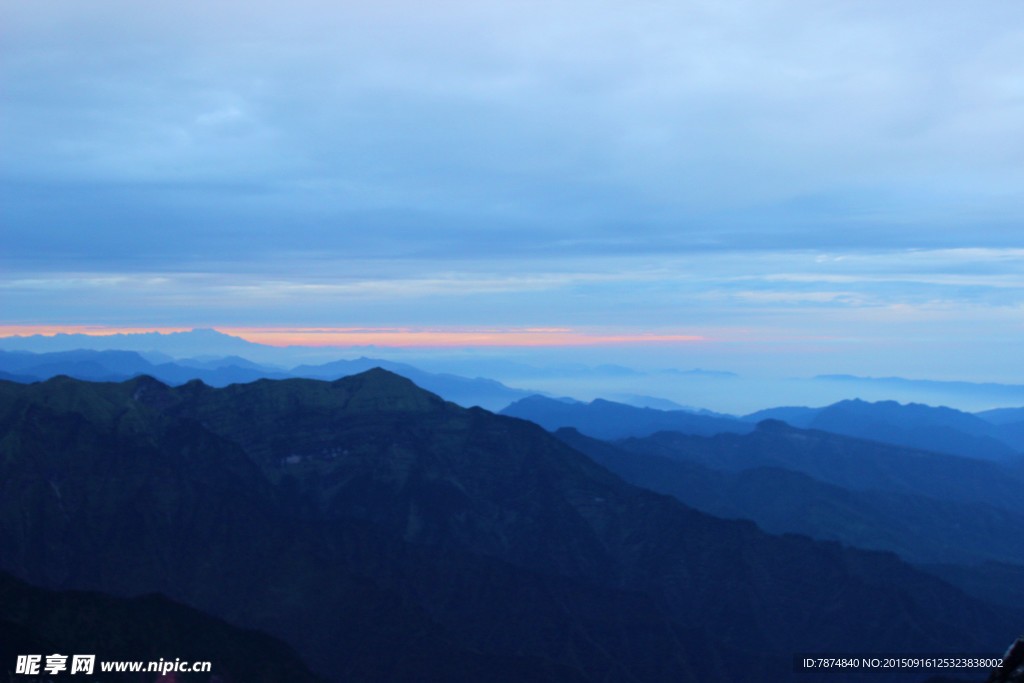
left=0, top=326, right=705, bottom=348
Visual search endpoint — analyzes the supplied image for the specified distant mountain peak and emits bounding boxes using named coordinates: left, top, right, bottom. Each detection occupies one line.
left=755, top=418, right=795, bottom=433
left=330, top=367, right=448, bottom=413
left=129, top=373, right=171, bottom=390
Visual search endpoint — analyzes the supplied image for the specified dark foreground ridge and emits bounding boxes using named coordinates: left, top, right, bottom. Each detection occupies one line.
left=988, top=635, right=1024, bottom=682
left=0, top=568, right=321, bottom=682
left=0, top=370, right=1018, bottom=682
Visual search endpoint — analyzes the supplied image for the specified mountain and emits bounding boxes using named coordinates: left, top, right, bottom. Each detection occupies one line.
left=0, top=328, right=273, bottom=360
left=743, top=405, right=821, bottom=425
left=0, top=369, right=37, bottom=383
left=555, top=428, right=1024, bottom=568
left=606, top=393, right=691, bottom=410
left=616, top=420, right=1024, bottom=517
left=9, top=330, right=1024, bottom=414
left=560, top=423, right=1024, bottom=634
left=0, top=349, right=159, bottom=382
left=794, top=374, right=1024, bottom=419
left=1, top=371, right=1018, bottom=681
left=813, top=374, right=1024, bottom=403
left=744, top=399, right=1024, bottom=462
left=977, top=407, right=1024, bottom=426
left=816, top=373, right=1024, bottom=393
left=0, top=348, right=287, bottom=386
left=175, top=354, right=274, bottom=371
left=500, top=394, right=752, bottom=439
left=0, top=373, right=591, bottom=681
left=0, top=569, right=322, bottom=682
left=0, top=349, right=536, bottom=411
left=607, top=393, right=736, bottom=416
left=290, top=357, right=536, bottom=410
left=987, top=635, right=1024, bottom=683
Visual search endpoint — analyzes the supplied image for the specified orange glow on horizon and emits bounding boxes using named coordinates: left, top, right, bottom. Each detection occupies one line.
left=0, top=325, right=705, bottom=348
left=226, top=327, right=705, bottom=348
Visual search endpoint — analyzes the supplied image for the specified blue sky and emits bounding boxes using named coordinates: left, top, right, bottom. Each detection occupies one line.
left=3, top=0, right=1024, bottom=381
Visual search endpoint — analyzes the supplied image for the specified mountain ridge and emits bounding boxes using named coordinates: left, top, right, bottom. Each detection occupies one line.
left=745, top=398, right=1024, bottom=461
left=1, top=370, right=1019, bottom=681
left=555, top=426, right=1024, bottom=568
left=0, top=348, right=537, bottom=411
left=500, top=393, right=752, bottom=440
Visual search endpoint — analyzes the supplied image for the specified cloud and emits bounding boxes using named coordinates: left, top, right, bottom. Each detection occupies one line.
left=3, top=247, right=1022, bottom=329
left=3, top=1, right=1024, bottom=382
left=5, top=0, right=1024, bottom=261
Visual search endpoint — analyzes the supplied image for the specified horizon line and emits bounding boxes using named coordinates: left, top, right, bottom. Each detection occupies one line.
left=0, top=325, right=707, bottom=348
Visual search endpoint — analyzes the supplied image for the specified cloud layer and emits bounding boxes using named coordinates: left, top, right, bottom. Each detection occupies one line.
left=3, top=0, right=1023, bottom=379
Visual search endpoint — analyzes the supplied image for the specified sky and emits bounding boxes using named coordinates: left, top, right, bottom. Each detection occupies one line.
left=3, top=0, right=1024, bottom=383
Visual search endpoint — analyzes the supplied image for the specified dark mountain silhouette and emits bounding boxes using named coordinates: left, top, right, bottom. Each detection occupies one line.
left=0, top=372, right=1017, bottom=681
left=500, top=393, right=752, bottom=439
left=555, top=427, right=1024, bottom=568
left=0, top=569, right=322, bottom=682
left=986, top=633, right=1024, bottom=683
left=746, top=399, right=1024, bottom=461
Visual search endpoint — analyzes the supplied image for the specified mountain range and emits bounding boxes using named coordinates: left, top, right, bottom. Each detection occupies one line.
left=0, top=348, right=536, bottom=411
left=746, top=398, right=1024, bottom=462
left=500, top=394, right=753, bottom=440
left=813, top=374, right=1024, bottom=408
left=7, top=344, right=1024, bottom=470
left=555, top=421, right=1024, bottom=613
left=7, top=328, right=1024, bottom=413
left=1, top=370, right=1018, bottom=681
left=503, top=393, right=1024, bottom=465
left=556, top=426, right=1024, bottom=568
left=612, top=420, right=1024, bottom=513
left=0, top=328, right=285, bottom=363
